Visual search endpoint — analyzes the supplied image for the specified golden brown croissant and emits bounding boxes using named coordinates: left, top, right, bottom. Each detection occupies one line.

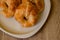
left=14, top=0, right=44, bottom=27
left=0, top=0, right=21, bottom=17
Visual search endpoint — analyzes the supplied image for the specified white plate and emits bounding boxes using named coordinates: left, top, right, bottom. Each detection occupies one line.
left=0, top=0, right=51, bottom=38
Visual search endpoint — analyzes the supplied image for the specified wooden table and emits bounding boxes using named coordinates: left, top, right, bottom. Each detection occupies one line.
left=0, top=0, right=60, bottom=40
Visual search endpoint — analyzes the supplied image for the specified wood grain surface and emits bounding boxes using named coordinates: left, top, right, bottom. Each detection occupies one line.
left=0, top=0, right=60, bottom=40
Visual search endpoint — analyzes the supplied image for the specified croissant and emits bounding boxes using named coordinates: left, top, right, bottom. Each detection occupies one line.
left=0, top=0, right=21, bottom=17
left=14, top=0, right=44, bottom=27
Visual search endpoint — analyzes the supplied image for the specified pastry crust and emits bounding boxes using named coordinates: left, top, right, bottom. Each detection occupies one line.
left=14, top=2, right=38, bottom=27
left=0, top=0, right=21, bottom=17
left=14, top=0, right=44, bottom=27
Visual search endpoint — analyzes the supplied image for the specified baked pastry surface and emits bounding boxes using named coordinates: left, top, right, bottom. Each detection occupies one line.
left=0, top=0, right=21, bottom=17
left=14, top=0, right=44, bottom=27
